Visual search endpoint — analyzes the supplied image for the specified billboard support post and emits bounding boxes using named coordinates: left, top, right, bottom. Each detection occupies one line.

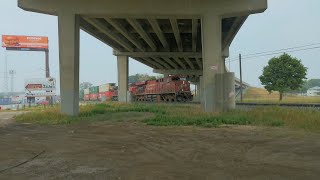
left=45, top=49, right=51, bottom=104
left=45, top=49, right=50, bottom=78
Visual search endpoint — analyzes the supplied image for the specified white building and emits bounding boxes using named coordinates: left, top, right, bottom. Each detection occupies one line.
left=307, top=86, right=320, bottom=97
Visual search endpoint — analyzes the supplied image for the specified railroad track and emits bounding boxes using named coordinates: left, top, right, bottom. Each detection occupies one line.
left=81, top=100, right=320, bottom=109
left=236, top=102, right=320, bottom=108
left=189, top=102, right=320, bottom=109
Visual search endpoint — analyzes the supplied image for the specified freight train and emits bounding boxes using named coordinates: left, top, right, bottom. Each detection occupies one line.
left=80, top=83, right=117, bottom=101
left=129, top=75, right=193, bottom=102
left=80, top=75, right=193, bottom=102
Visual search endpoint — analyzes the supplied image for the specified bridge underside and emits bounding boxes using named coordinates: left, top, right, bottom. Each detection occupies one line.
left=18, top=0, right=267, bottom=116
left=80, top=16, right=247, bottom=72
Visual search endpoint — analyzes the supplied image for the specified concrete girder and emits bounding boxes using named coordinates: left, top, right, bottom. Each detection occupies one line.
left=195, top=58, right=202, bottom=70
left=184, top=58, right=195, bottom=70
left=127, top=19, right=157, bottom=51
left=148, top=19, right=170, bottom=51
left=173, top=57, right=187, bottom=69
left=84, top=17, right=134, bottom=52
left=134, top=58, right=157, bottom=69
left=80, top=17, right=123, bottom=52
left=192, top=19, right=199, bottom=52
left=18, top=0, right=267, bottom=18
left=162, top=57, right=179, bottom=69
left=145, top=58, right=166, bottom=69
left=136, top=58, right=162, bottom=69
left=153, top=69, right=202, bottom=76
left=105, top=18, right=146, bottom=52
left=222, top=16, right=248, bottom=50
left=113, top=51, right=201, bottom=58
left=170, top=18, right=183, bottom=52
left=152, top=57, right=172, bottom=69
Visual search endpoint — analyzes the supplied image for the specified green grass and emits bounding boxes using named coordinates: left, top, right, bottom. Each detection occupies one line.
left=14, top=103, right=320, bottom=132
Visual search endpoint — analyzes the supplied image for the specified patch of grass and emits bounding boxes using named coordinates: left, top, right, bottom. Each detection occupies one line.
left=144, top=114, right=254, bottom=128
left=14, top=102, right=320, bottom=132
left=143, top=107, right=284, bottom=128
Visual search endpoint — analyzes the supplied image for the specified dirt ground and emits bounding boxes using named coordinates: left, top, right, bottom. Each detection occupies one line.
left=0, top=112, right=320, bottom=180
left=0, top=112, right=25, bottom=128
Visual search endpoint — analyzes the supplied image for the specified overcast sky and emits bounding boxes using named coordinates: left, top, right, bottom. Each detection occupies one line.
left=0, top=0, right=319, bottom=93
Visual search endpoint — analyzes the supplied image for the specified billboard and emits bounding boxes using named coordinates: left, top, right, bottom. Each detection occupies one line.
left=25, top=78, right=56, bottom=91
left=25, top=91, right=56, bottom=97
left=2, top=35, right=48, bottom=50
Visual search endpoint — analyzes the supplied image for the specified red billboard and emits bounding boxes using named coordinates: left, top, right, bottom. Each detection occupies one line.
left=2, top=35, right=48, bottom=49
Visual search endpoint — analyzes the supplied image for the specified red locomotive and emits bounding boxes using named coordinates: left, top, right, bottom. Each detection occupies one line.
left=128, top=75, right=193, bottom=102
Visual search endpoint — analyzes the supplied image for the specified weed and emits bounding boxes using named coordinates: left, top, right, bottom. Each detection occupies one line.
left=14, top=102, right=320, bottom=132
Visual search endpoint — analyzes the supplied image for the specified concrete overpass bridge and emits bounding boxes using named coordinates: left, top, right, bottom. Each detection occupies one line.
left=18, top=0, right=267, bottom=116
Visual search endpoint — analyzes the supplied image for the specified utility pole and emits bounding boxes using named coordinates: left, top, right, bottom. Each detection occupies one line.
left=9, top=70, right=16, bottom=94
left=239, top=54, right=243, bottom=102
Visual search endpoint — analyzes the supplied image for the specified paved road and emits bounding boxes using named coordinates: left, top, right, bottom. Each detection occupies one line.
left=0, top=112, right=21, bottom=127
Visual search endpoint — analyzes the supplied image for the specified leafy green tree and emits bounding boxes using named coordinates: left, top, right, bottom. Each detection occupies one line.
left=129, top=74, right=157, bottom=83
left=259, top=53, right=307, bottom=101
left=80, top=82, right=93, bottom=90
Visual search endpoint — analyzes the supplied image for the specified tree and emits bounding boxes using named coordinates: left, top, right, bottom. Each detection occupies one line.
left=302, top=79, right=320, bottom=92
left=259, top=53, right=307, bottom=101
left=129, top=74, right=157, bottom=83
left=80, top=82, right=93, bottom=90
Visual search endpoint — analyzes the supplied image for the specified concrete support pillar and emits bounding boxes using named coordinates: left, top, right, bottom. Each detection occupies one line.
left=216, top=72, right=236, bottom=111
left=196, top=81, right=200, bottom=99
left=58, top=12, right=80, bottom=116
left=117, top=56, right=129, bottom=103
left=223, top=72, right=236, bottom=110
left=199, top=76, right=204, bottom=110
left=223, top=46, right=230, bottom=73
left=201, top=14, right=224, bottom=112
left=192, top=81, right=201, bottom=102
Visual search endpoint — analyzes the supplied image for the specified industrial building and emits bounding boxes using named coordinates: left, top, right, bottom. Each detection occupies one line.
left=307, top=86, right=320, bottom=97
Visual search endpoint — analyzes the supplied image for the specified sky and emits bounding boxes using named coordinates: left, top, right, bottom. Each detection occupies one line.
left=0, top=0, right=319, bottom=93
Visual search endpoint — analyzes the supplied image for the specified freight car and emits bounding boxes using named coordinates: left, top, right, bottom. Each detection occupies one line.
left=81, top=83, right=116, bottom=102
left=129, top=75, right=193, bottom=102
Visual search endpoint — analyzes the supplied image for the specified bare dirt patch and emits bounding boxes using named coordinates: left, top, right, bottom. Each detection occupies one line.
left=0, top=112, right=25, bottom=128
left=0, top=113, right=320, bottom=180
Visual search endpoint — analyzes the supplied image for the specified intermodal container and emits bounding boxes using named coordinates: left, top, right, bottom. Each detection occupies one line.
left=89, top=86, right=99, bottom=94
left=84, top=88, right=90, bottom=95
left=99, top=91, right=114, bottom=101
left=0, top=98, right=12, bottom=105
left=84, top=94, right=90, bottom=101
left=99, top=83, right=116, bottom=92
left=89, top=93, right=99, bottom=101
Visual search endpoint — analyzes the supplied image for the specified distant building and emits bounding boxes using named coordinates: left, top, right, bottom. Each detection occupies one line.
left=307, top=86, right=320, bottom=96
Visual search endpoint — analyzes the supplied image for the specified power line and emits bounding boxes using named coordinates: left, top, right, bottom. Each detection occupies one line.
left=239, top=43, right=320, bottom=58
left=228, top=43, right=320, bottom=61
left=229, top=45, right=320, bottom=63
